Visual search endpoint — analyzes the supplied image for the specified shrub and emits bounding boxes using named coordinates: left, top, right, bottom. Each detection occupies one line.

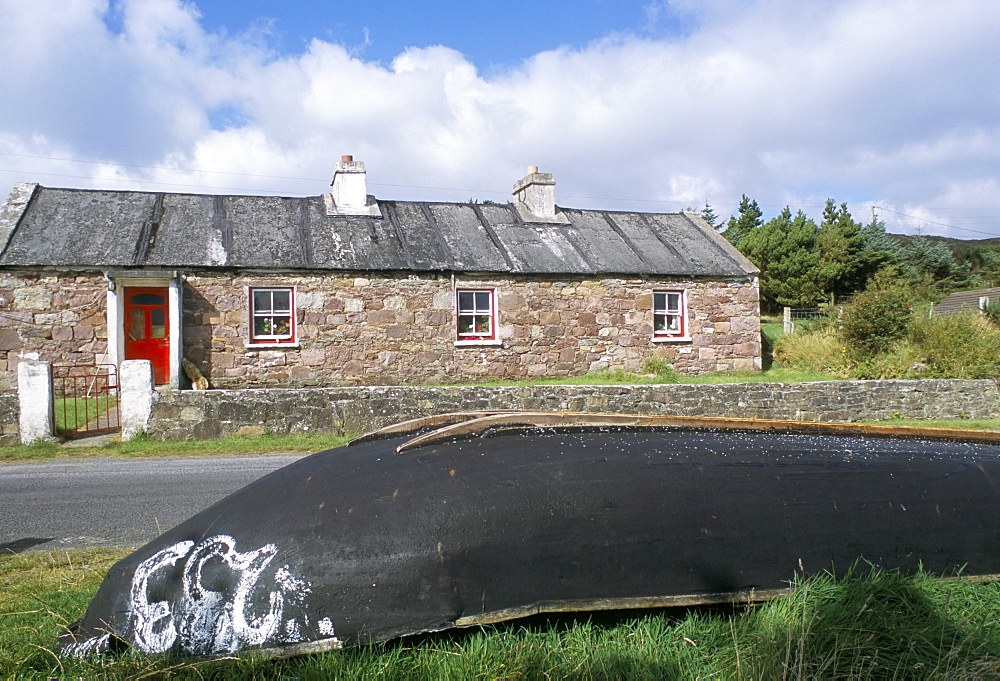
left=846, top=344, right=920, bottom=380
left=909, top=313, right=1000, bottom=378
left=840, top=286, right=914, bottom=356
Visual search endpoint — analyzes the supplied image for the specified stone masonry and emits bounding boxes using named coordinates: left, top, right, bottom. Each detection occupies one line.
left=183, top=272, right=760, bottom=389
left=144, top=379, right=999, bottom=441
left=0, top=272, right=108, bottom=390
left=0, top=378, right=993, bottom=445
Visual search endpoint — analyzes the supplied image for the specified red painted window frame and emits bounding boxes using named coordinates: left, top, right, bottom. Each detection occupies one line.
left=249, top=287, right=297, bottom=345
left=456, top=288, right=496, bottom=341
left=652, top=290, right=687, bottom=339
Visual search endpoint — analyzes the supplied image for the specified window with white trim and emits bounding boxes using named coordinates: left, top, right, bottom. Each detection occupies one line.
left=653, top=290, right=687, bottom=340
left=250, top=287, right=296, bottom=345
left=456, top=289, right=496, bottom=341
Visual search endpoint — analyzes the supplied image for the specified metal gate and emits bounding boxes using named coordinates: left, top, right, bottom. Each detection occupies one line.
left=51, top=364, right=121, bottom=438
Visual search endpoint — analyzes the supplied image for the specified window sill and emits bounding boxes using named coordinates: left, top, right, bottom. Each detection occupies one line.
left=245, top=342, right=300, bottom=349
left=454, top=339, right=503, bottom=347
left=651, top=336, right=691, bottom=343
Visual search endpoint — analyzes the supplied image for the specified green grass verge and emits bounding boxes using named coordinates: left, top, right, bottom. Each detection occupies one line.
left=3, top=549, right=1000, bottom=678
left=442, top=365, right=842, bottom=387
left=0, top=432, right=355, bottom=464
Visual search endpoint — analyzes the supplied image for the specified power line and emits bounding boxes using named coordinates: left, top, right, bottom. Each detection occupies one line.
left=4, top=151, right=1000, bottom=232
left=875, top=207, right=1000, bottom=239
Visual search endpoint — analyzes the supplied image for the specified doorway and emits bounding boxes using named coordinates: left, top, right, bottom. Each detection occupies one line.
left=123, top=286, right=170, bottom=384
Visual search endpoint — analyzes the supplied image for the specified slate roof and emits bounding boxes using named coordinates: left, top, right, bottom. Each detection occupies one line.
left=0, top=184, right=758, bottom=278
left=933, top=287, right=1000, bottom=315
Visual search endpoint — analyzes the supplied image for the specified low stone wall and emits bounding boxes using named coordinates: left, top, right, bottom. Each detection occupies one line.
left=0, top=390, right=18, bottom=444
left=145, top=379, right=1000, bottom=441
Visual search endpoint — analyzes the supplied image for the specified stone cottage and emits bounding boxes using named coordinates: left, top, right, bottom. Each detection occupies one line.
left=0, top=159, right=761, bottom=390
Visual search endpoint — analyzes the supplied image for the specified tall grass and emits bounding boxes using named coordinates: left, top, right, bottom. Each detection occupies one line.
left=909, top=313, right=1000, bottom=378
left=775, top=311, right=1000, bottom=381
left=3, top=549, right=1000, bottom=679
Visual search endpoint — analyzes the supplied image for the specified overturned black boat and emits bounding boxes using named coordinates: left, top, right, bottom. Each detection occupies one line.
left=59, top=412, right=1000, bottom=658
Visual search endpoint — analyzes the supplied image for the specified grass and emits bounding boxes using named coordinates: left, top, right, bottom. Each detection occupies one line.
left=775, top=311, right=1000, bottom=381
left=53, top=396, right=118, bottom=435
left=3, top=550, right=1000, bottom=678
left=0, top=432, right=355, bottom=464
left=441, top=365, right=842, bottom=388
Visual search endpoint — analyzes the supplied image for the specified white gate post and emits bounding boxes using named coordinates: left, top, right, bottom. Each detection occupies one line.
left=18, top=361, right=55, bottom=444
left=120, top=359, right=155, bottom=440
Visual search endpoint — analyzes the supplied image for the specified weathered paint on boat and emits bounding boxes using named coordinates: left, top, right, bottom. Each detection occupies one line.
left=59, top=412, right=1000, bottom=658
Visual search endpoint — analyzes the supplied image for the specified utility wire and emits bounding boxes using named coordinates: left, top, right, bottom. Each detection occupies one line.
left=5, top=151, right=1000, bottom=230
left=875, top=207, right=1000, bottom=239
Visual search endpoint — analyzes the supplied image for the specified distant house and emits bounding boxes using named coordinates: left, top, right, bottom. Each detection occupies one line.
left=932, top=287, right=1000, bottom=316
left=0, top=159, right=761, bottom=390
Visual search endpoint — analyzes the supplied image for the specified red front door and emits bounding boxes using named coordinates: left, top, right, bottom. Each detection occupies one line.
left=124, top=287, right=170, bottom=384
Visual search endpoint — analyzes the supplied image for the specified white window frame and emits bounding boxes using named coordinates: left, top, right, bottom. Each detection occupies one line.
left=454, top=288, right=502, bottom=346
left=652, top=289, right=690, bottom=342
left=247, top=286, right=298, bottom=347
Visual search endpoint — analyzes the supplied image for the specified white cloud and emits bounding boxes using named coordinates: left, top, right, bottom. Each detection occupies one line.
left=1, top=0, right=999, bottom=237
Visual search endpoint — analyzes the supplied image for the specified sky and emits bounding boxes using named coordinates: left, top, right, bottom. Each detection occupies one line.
left=1, top=0, right=999, bottom=238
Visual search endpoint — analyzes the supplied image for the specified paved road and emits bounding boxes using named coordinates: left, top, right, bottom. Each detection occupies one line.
left=0, top=454, right=306, bottom=554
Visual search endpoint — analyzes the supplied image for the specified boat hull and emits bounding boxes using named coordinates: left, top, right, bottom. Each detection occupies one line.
left=59, top=416, right=1000, bottom=657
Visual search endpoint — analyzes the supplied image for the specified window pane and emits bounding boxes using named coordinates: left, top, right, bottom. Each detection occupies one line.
left=129, top=308, right=145, bottom=340
left=271, top=290, right=291, bottom=312
left=475, top=291, right=490, bottom=311
left=474, top=315, right=490, bottom=334
left=458, top=291, right=474, bottom=311
left=653, top=292, right=665, bottom=311
left=150, top=308, right=166, bottom=338
left=130, top=293, right=165, bottom=305
left=271, top=315, right=291, bottom=337
left=667, top=292, right=681, bottom=312
left=458, top=316, right=474, bottom=335
left=253, top=290, right=272, bottom=313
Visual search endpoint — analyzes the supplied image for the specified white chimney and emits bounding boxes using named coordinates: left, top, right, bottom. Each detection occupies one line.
left=326, top=155, right=381, bottom=217
left=512, top=166, right=567, bottom=223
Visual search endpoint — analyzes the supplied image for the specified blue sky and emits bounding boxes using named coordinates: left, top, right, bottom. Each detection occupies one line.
left=191, top=1, right=688, bottom=72
left=1, top=0, right=999, bottom=238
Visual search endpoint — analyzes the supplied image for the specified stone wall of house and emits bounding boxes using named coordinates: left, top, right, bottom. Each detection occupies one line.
left=144, top=379, right=999, bottom=441
left=183, top=272, right=761, bottom=389
left=0, top=272, right=107, bottom=391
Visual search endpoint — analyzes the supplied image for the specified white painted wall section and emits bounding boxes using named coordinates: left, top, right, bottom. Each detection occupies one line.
left=120, top=359, right=155, bottom=440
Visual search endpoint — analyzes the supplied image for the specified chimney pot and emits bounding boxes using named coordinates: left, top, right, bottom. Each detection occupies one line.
left=527, top=165, right=538, bottom=174
left=341, top=155, right=353, bottom=162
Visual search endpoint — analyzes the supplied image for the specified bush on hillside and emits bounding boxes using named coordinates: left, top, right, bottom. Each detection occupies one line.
left=840, top=285, right=914, bottom=356
left=909, top=313, right=1000, bottom=378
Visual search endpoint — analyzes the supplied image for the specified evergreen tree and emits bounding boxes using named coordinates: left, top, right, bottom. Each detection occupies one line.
left=900, top=236, right=957, bottom=281
left=815, top=199, right=864, bottom=300
left=857, top=214, right=902, bottom=287
left=739, top=207, right=823, bottom=310
left=722, top=195, right=763, bottom=247
left=699, top=201, right=718, bottom=229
